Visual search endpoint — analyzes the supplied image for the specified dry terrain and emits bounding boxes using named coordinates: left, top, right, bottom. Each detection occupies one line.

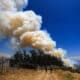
left=0, top=68, right=80, bottom=80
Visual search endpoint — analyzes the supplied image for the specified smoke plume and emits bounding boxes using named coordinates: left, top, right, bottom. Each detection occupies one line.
left=0, top=0, right=28, bottom=11
left=0, top=0, right=74, bottom=68
left=0, top=11, right=42, bottom=37
left=20, top=31, right=56, bottom=51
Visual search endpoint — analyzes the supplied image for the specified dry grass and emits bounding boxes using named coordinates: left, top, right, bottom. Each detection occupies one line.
left=0, top=68, right=80, bottom=80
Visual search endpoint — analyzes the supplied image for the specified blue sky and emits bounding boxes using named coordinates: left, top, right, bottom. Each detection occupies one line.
left=26, top=0, right=80, bottom=57
left=0, top=0, right=80, bottom=57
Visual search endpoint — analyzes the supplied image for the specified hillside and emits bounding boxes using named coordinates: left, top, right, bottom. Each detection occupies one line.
left=0, top=69, right=80, bottom=80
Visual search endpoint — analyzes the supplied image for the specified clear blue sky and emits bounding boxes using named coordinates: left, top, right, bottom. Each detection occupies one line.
left=0, top=0, right=80, bottom=57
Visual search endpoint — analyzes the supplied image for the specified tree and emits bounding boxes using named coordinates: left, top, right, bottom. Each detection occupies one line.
left=10, top=48, right=64, bottom=69
left=30, top=50, right=37, bottom=64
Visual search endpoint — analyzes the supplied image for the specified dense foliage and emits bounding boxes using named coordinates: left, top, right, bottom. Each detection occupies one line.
left=10, top=49, right=63, bottom=69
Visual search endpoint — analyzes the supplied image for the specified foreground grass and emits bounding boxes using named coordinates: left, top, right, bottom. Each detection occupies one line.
left=0, top=68, right=80, bottom=80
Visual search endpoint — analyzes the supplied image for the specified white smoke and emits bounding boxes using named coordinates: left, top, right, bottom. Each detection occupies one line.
left=14, top=0, right=28, bottom=11
left=53, top=48, right=67, bottom=59
left=20, top=31, right=56, bottom=51
left=10, top=37, right=20, bottom=50
left=62, top=58, right=75, bottom=69
left=0, top=0, right=75, bottom=68
left=0, top=0, right=28, bottom=11
left=0, top=11, right=42, bottom=37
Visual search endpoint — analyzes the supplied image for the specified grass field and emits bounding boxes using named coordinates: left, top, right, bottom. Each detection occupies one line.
left=0, top=68, right=80, bottom=80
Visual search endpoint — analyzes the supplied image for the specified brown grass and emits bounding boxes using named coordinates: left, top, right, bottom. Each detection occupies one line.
left=0, top=68, right=80, bottom=80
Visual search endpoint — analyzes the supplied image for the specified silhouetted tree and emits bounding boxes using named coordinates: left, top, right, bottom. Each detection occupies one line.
left=10, top=49, right=63, bottom=69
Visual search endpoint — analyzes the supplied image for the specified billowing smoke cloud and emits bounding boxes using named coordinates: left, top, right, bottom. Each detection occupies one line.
left=62, top=58, right=75, bottom=69
left=0, top=11, right=42, bottom=37
left=0, top=0, right=28, bottom=11
left=0, top=0, right=74, bottom=68
left=52, top=48, right=66, bottom=59
left=20, top=31, right=56, bottom=51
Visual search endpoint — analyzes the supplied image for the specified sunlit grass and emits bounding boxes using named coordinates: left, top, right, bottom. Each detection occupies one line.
left=0, top=68, right=80, bottom=80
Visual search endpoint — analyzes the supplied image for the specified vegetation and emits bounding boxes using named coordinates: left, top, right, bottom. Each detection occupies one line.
left=10, top=49, right=63, bottom=69
left=9, top=49, right=80, bottom=73
left=64, top=73, right=74, bottom=80
left=0, top=69, right=80, bottom=80
left=0, top=49, right=80, bottom=80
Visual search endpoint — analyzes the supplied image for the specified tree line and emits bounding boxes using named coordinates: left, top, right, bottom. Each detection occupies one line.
left=10, top=49, right=63, bottom=69
left=9, top=49, right=80, bottom=73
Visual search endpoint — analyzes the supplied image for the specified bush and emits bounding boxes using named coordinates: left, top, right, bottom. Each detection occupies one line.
left=64, top=73, right=74, bottom=80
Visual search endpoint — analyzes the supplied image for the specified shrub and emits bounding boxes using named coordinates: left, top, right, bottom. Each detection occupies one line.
left=64, top=73, right=74, bottom=80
